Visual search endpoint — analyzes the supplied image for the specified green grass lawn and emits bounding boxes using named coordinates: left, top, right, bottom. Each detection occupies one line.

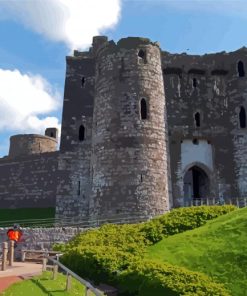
left=0, top=271, right=93, bottom=296
left=0, top=208, right=55, bottom=227
left=147, top=207, right=247, bottom=296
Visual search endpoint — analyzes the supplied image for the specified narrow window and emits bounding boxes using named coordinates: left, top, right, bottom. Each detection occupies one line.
left=91, top=167, right=94, bottom=181
left=239, top=106, right=246, bottom=128
left=138, top=49, right=145, bottom=59
left=121, top=57, right=124, bottom=69
left=98, top=64, right=101, bottom=75
left=79, top=125, right=85, bottom=141
left=195, top=112, right=201, bottom=127
left=77, top=181, right=81, bottom=196
left=238, top=61, right=245, bottom=77
left=140, top=174, right=143, bottom=182
left=81, top=77, right=85, bottom=87
left=140, top=98, right=147, bottom=120
left=193, top=78, right=197, bottom=88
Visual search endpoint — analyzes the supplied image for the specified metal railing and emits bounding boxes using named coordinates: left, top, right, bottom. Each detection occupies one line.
left=1, top=244, right=104, bottom=295
left=181, top=197, right=247, bottom=208
left=44, top=255, right=104, bottom=296
left=0, top=214, right=149, bottom=228
left=21, top=249, right=61, bottom=262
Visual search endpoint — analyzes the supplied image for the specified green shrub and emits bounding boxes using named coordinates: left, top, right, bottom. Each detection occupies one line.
left=141, top=205, right=236, bottom=243
left=140, top=219, right=164, bottom=243
left=60, top=245, right=140, bottom=284
left=118, top=260, right=230, bottom=296
left=54, top=206, right=235, bottom=295
left=60, top=248, right=230, bottom=296
left=140, top=219, right=164, bottom=244
left=54, top=223, right=148, bottom=255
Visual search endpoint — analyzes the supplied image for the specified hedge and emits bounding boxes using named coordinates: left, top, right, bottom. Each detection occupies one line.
left=59, top=246, right=230, bottom=295
left=118, top=260, right=230, bottom=296
left=141, top=205, right=236, bottom=243
left=56, top=223, right=148, bottom=255
left=54, top=205, right=235, bottom=295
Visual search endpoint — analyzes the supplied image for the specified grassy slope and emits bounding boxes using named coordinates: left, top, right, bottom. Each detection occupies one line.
left=0, top=271, right=87, bottom=296
left=0, top=208, right=55, bottom=226
left=147, top=207, right=247, bottom=296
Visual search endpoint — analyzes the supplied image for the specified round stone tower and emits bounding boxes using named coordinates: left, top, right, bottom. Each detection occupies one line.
left=90, top=37, right=170, bottom=219
left=8, top=133, right=57, bottom=158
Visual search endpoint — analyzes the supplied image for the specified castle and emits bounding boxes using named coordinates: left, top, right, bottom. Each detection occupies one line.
left=0, top=36, right=247, bottom=221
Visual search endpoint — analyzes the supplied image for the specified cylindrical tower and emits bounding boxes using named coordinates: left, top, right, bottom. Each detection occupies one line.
left=8, top=134, right=57, bottom=158
left=90, top=37, right=170, bottom=219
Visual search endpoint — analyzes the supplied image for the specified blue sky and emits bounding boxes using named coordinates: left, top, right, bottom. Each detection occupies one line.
left=0, top=0, right=246, bottom=156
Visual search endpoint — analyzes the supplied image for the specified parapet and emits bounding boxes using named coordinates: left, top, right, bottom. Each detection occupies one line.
left=92, top=36, right=108, bottom=49
left=116, top=37, right=158, bottom=49
left=45, top=128, right=58, bottom=140
left=8, top=133, right=58, bottom=158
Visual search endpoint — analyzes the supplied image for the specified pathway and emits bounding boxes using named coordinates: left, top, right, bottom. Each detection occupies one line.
left=0, top=261, right=42, bottom=293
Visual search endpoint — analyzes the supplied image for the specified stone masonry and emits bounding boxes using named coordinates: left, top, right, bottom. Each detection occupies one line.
left=0, top=36, right=247, bottom=222
left=0, top=227, right=86, bottom=251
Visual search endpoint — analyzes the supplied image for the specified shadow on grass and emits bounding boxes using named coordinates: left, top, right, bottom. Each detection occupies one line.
left=31, top=278, right=65, bottom=296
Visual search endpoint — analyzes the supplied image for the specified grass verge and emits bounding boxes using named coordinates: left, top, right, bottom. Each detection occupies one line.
left=0, top=271, right=89, bottom=296
left=0, top=208, right=55, bottom=227
left=147, top=207, right=247, bottom=296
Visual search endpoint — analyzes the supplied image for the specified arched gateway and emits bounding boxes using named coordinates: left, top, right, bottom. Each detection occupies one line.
left=183, top=165, right=210, bottom=202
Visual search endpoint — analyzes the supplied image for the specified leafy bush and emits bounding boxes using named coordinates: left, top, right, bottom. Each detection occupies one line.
left=141, top=205, right=236, bottom=243
left=54, top=223, right=148, bottom=255
left=118, top=260, right=230, bottom=296
left=60, top=246, right=139, bottom=284
left=60, top=247, right=230, bottom=295
left=54, top=206, right=235, bottom=295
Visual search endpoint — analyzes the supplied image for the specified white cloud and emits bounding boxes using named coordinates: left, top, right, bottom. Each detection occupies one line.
left=0, top=0, right=121, bottom=51
left=0, top=69, right=61, bottom=135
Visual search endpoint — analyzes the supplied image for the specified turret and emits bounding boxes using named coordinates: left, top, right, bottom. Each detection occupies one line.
left=8, top=130, right=58, bottom=158
left=90, top=37, right=170, bottom=219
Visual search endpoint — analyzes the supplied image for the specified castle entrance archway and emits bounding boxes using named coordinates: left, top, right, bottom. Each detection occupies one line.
left=183, top=165, right=210, bottom=201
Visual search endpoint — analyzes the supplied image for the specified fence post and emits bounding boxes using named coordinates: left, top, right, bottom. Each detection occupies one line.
left=66, top=273, right=72, bottom=291
left=9, top=240, right=14, bottom=267
left=52, top=264, right=58, bottom=280
left=206, top=198, right=209, bottom=206
left=21, top=250, right=26, bottom=262
left=1, top=242, right=8, bottom=271
left=244, top=198, right=247, bottom=207
left=236, top=198, right=239, bottom=208
left=85, top=286, right=90, bottom=296
left=42, top=258, right=47, bottom=271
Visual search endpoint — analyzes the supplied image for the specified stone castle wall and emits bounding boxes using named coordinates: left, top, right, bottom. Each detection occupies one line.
left=0, top=152, right=59, bottom=208
left=55, top=135, right=92, bottom=220
left=55, top=46, right=95, bottom=220
left=0, top=227, right=86, bottom=251
left=162, top=48, right=247, bottom=205
left=0, top=36, right=247, bottom=221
